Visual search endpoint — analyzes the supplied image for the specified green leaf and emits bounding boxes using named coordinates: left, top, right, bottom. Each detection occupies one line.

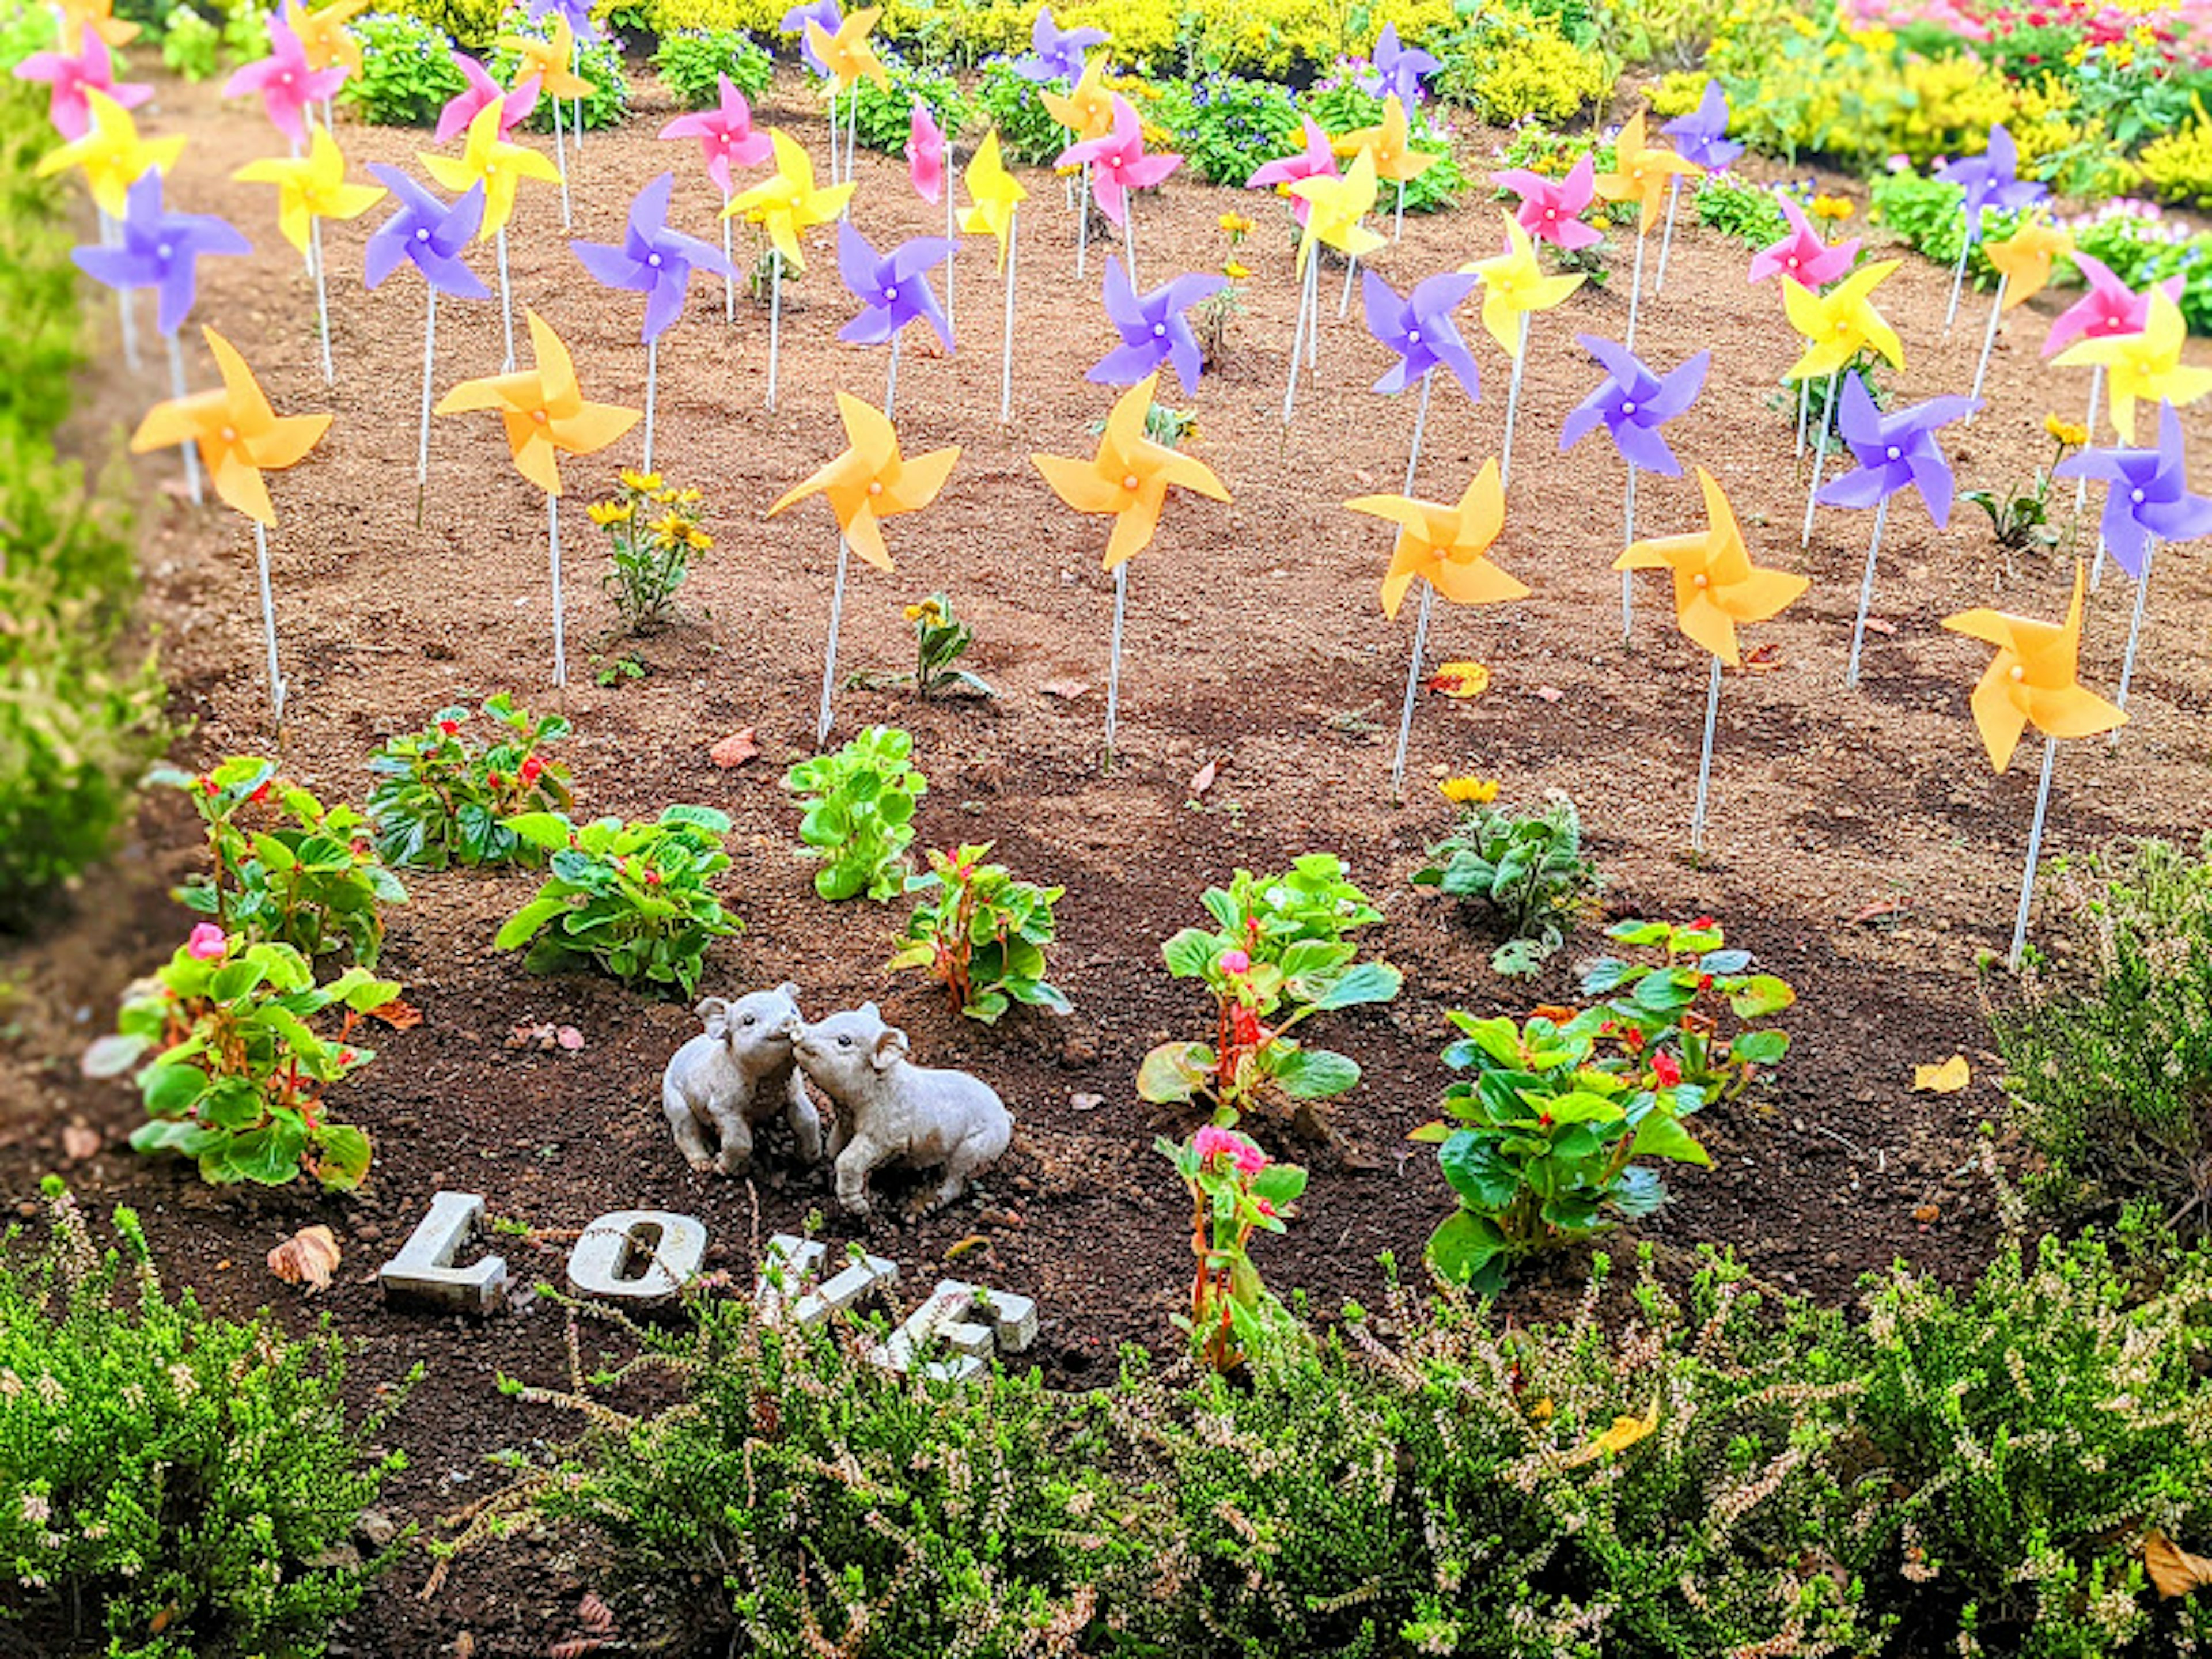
left=223, top=1120, right=309, bottom=1185
left=1427, top=1209, right=1508, bottom=1285
left=1536, top=1090, right=1627, bottom=1126
left=315, top=1123, right=372, bottom=1189
left=503, top=812, right=576, bottom=853
left=1630, top=1112, right=1710, bottom=1166
left=496, top=895, right=573, bottom=950
left=1248, top=1163, right=1306, bottom=1206
left=1438, top=1133, right=1521, bottom=1212
left=1268, top=1044, right=1361, bottom=1099
left=1308, top=960, right=1402, bottom=1011
left=1161, top=927, right=1224, bottom=979
left=1732, top=1029, right=1790, bottom=1065
left=82, top=1032, right=151, bottom=1080
left=1729, top=974, right=1797, bottom=1018
left=1137, top=1041, right=1214, bottom=1104
left=140, top=1062, right=207, bottom=1118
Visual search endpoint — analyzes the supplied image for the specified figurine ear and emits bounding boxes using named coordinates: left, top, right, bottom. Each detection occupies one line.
left=696, top=996, right=730, bottom=1039
left=870, top=1025, right=909, bottom=1072
left=777, top=980, right=801, bottom=1004
left=859, top=1000, right=880, bottom=1022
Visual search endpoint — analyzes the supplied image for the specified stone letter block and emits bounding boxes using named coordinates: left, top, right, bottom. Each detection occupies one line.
left=756, top=1233, right=899, bottom=1328
left=565, top=1210, right=708, bottom=1308
left=378, top=1191, right=507, bottom=1315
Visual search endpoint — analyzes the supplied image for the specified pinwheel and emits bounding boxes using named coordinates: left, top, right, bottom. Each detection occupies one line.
left=1043, top=59, right=1117, bottom=275
left=422, top=99, right=559, bottom=370
left=497, top=12, right=592, bottom=227
left=806, top=5, right=888, bottom=188
left=1464, top=211, right=1584, bottom=489
left=1333, top=91, right=1434, bottom=251
left=728, top=126, right=854, bottom=408
left=1015, top=6, right=1105, bottom=84
left=1281, top=150, right=1382, bottom=425
left=1655, top=80, right=1740, bottom=293
left=2054, top=403, right=2212, bottom=733
left=13, top=23, right=150, bottom=141
left=1809, top=376, right=1979, bottom=685
left=957, top=128, right=1028, bottom=423
left=435, top=51, right=536, bottom=145
left=224, top=17, right=346, bottom=150
left=571, top=171, right=738, bottom=471
left=1362, top=269, right=1480, bottom=493
left=658, top=76, right=772, bottom=321
left=2053, top=290, right=2212, bottom=445
left=1560, top=335, right=1708, bottom=639
left=1488, top=153, right=1599, bottom=251
left=525, top=0, right=598, bottom=164
left=836, top=219, right=953, bottom=418
left=1032, top=373, right=1230, bottom=761
left=768, top=391, right=960, bottom=741
left=1753, top=194, right=1866, bottom=456
left=1248, top=116, right=1337, bottom=230
left=234, top=125, right=384, bottom=384
left=1942, top=565, right=2125, bottom=965
left=1970, top=216, right=2074, bottom=405
left=365, top=165, right=488, bottom=507
left=1934, top=122, right=2046, bottom=332
left=1090, top=257, right=1222, bottom=396
left=1783, top=258, right=1903, bottom=544
left=55, top=0, right=137, bottom=50
left=129, top=328, right=329, bottom=721
left=76, top=170, right=248, bottom=503
left=1362, top=22, right=1437, bottom=109
left=1594, top=111, right=1698, bottom=349
left=1615, top=468, right=1808, bottom=849
left=904, top=101, right=955, bottom=327
left=781, top=0, right=839, bottom=75
left=435, top=309, right=639, bottom=686
left=1346, top=461, right=1524, bottom=800
left=283, top=0, right=367, bottom=131
left=1059, top=94, right=1180, bottom=288
left=39, top=89, right=186, bottom=370
left=2044, top=255, right=2183, bottom=546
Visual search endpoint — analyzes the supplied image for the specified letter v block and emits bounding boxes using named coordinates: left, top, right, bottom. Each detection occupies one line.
left=566, top=1210, right=708, bottom=1308
left=756, top=1233, right=897, bottom=1328
left=873, top=1280, right=1039, bottom=1383
left=378, top=1191, right=507, bottom=1314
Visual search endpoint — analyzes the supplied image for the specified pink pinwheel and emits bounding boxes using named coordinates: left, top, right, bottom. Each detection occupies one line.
left=436, top=51, right=538, bottom=145
left=14, top=24, right=150, bottom=141
left=906, top=100, right=945, bottom=203
left=2043, top=252, right=2184, bottom=357
left=1060, top=94, right=1179, bottom=228
left=1090, top=256, right=1224, bottom=394
left=1749, top=194, right=1860, bottom=287
left=223, top=17, right=346, bottom=147
left=657, top=75, right=771, bottom=195
left=1247, top=116, right=1336, bottom=226
left=1488, top=153, right=1599, bottom=251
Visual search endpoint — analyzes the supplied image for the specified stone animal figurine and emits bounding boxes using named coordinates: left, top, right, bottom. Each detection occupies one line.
left=791, top=1003, right=1013, bottom=1217
left=661, top=984, right=823, bottom=1177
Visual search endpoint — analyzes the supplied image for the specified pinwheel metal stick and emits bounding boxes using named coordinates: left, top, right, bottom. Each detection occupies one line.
left=553, top=99, right=570, bottom=228
left=1282, top=255, right=1318, bottom=424
left=1105, top=562, right=1128, bottom=763
left=998, top=210, right=1018, bottom=425
left=1622, top=465, right=1638, bottom=640
left=253, top=522, right=288, bottom=720
left=1624, top=232, right=1646, bottom=350
left=1385, top=373, right=1439, bottom=801
left=547, top=495, right=568, bottom=687
left=1969, top=275, right=2007, bottom=408
left=497, top=228, right=516, bottom=369
left=1691, top=655, right=1722, bottom=853
left=2113, top=538, right=2157, bottom=737
left=164, top=332, right=202, bottom=504
left=415, top=287, right=436, bottom=509
left=2084, top=368, right=2111, bottom=590
left=1124, top=200, right=1141, bottom=290
left=767, top=251, right=784, bottom=409
left=1843, top=495, right=1891, bottom=688
left=1499, top=313, right=1529, bottom=490
left=98, top=211, right=141, bottom=371
left=643, top=338, right=659, bottom=471
left=1796, top=376, right=1810, bottom=458
left=1943, top=209, right=1978, bottom=335
left=310, top=215, right=334, bottom=383
left=1393, top=177, right=1407, bottom=243
left=1077, top=163, right=1090, bottom=278
left=816, top=533, right=851, bottom=743
left=2010, top=736, right=2058, bottom=967
left=1654, top=175, right=1681, bottom=296
left=1800, top=369, right=1840, bottom=546
left=1339, top=251, right=1358, bottom=319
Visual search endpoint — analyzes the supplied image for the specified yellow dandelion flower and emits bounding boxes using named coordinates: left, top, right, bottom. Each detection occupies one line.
left=586, top=499, right=633, bottom=526
left=1218, top=211, right=1253, bottom=236
left=648, top=511, right=687, bottom=544
left=2045, top=414, right=2089, bottom=448
left=685, top=528, right=714, bottom=551
left=620, top=468, right=664, bottom=493
left=1224, top=259, right=1251, bottom=280
left=1810, top=195, right=1854, bottom=222
left=1439, top=777, right=1501, bottom=805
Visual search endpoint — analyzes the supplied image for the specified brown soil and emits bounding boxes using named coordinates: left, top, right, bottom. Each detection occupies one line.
left=6, top=64, right=2210, bottom=1657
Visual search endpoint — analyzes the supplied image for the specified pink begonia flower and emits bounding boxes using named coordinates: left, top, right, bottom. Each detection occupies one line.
left=657, top=75, right=772, bottom=198
left=1248, top=116, right=1338, bottom=227
left=1058, top=94, right=1180, bottom=228
left=187, top=923, right=229, bottom=961
left=1488, top=153, right=1601, bottom=251
left=905, top=100, right=945, bottom=205
left=1748, top=194, right=1861, bottom=289
left=1218, top=948, right=1251, bottom=975
left=223, top=17, right=347, bottom=148
left=1194, top=1125, right=1267, bottom=1177
left=435, top=51, right=538, bottom=145
left=14, top=24, right=151, bottom=142
left=2042, top=251, right=2186, bottom=358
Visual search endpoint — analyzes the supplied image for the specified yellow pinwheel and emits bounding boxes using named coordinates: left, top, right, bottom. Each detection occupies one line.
left=36, top=88, right=184, bottom=218
left=958, top=128, right=1028, bottom=271
left=1465, top=211, right=1584, bottom=355
left=420, top=100, right=560, bottom=240
left=235, top=124, right=384, bottom=256
left=1943, top=563, right=2124, bottom=771
left=1593, top=110, right=1698, bottom=236
left=770, top=391, right=960, bottom=572
left=1041, top=56, right=1115, bottom=142
left=497, top=10, right=592, bottom=100
left=1782, top=258, right=1904, bottom=380
left=1987, top=216, right=2075, bottom=311
left=1332, top=93, right=1436, bottom=190
left=435, top=308, right=639, bottom=495
left=2054, top=291, right=2212, bottom=441
left=1616, top=467, right=1808, bottom=666
left=1348, top=461, right=1525, bottom=620
left=1033, top=374, right=1230, bottom=571
left=728, top=126, right=852, bottom=270
left=806, top=5, right=889, bottom=94
left=129, top=327, right=328, bottom=525
left=1291, top=146, right=1383, bottom=272
left=283, top=0, right=368, bottom=75
left=60, top=0, right=137, bottom=50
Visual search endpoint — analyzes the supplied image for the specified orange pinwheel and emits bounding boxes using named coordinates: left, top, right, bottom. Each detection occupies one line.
left=768, top=391, right=960, bottom=571
left=1615, top=467, right=1808, bottom=665
left=1347, top=461, right=1526, bottom=619
left=497, top=10, right=592, bottom=99
left=60, top=0, right=137, bottom=49
left=1594, top=111, right=1698, bottom=236
left=1041, top=56, right=1115, bottom=142
left=434, top=309, right=638, bottom=495
left=806, top=5, right=889, bottom=95
left=1942, top=563, right=2124, bottom=771
left=1332, top=93, right=1436, bottom=189
left=129, top=327, right=328, bottom=525
left=1986, top=216, right=2075, bottom=312
left=1032, top=373, right=1230, bottom=570
left=283, top=0, right=368, bottom=74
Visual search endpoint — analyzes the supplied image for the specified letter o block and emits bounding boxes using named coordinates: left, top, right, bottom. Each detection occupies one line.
left=566, top=1210, right=708, bottom=1308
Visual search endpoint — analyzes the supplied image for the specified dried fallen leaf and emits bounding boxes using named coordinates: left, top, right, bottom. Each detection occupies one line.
left=1912, top=1055, right=1971, bottom=1094
left=149, top=1605, right=178, bottom=1636
left=1563, top=1397, right=1660, bottom=1467
left=1425, top=660, right=1491, bottom=699
left=946, top=1234, right=993, bottom=1260
left=556, top=1025, right=585, bottom=1052
left=1069, top=1092, right=1103, bottom=1112
left=1533, top=684, right=1565, bottom=703
left=1863, top=617, right=1899, bottom=637
left=710, top=728, right=759, bottom=768
left=1849, top=897, right=1910, bottom=926
left=1913, top=1203, right=1940, bottom=1225
left=1187, top=759, right=1218, bottom=798
left=2146, top=1531, right=2212, bottom=1598
left=267, top=1225, right=342, bottom=1294
left=1041, top=678, right=1090, bottom=700
left=60, top=1125, right=100, bottom=1163
left=577, top=1593, right=615, bottom=1634
left=366, top=998, right=423, bottom=1031
left=451, top=1635, right=476, bottom=1659
left=1744, top=642, right=1783, bottom=672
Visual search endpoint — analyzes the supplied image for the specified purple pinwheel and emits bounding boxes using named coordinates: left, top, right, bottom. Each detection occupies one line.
left=1662, top=79, right=1742, bottom=170
left=1816, top=375, right=1979, bottom=525
left=527, top=0, right=599, bottom=43
left=14, top=24, right=151, bottom=141
left=1015, top=6, right=1107, bottom=84
left=2044, top=252, right=2183, bottom=357
left=365, top=165, right=489, bottom=297
left=1362, top=269, right=1479, bottom=400
left=836, top=219, right=955, bottom=351
left=1936, top=123, right=2047, bottom=239
left=1359, top=22, right=1437, bottom=107
left=2056, top=402, right=2212, bottom=580
left=72, top=168, right=248, bottom=338
left=223, top=17, right=346, bottom=147
left=572, top=171, right=738, bottom=342
left=1748, top=193, right=1860, bottom=287
left=1089, top=256, right=1222, bottom=393
left=437, top=52, right=538, bottom=143
left=781, top=0, right=840, bottom=75
left=1248, top=116, right=1337, bottom=226
left=1560, top=335, right=1707, bottom=476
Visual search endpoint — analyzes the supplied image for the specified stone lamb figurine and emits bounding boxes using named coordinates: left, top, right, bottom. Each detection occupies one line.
left=661, top=984, right=823, bottom=1177
left=791, top=1003, right=1013, bottom=1217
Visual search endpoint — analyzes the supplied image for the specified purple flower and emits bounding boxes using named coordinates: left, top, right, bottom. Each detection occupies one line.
left=1815, top=374, right=1979, bottom=525
left=1362, top=269, right=1479, bottom=402
left=2055, top=402, right=2212, bottom=579
left=71, top=169, right=249, bottom=338
left=363, top=165, right=491, bottom=299
left=1559, top=335, right=1707, bottom=475
left=835, top=219, right=955, bottom=350
left=571, top=172, right=740, bottom=342
left=1089, top=256, right=1222, bottom=393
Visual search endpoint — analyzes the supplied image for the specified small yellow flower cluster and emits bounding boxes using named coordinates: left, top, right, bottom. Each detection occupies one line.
left=2046, top=414, right=2090, bottom=449
left=1439, top=777, right=1501, bottom=805
left=903, top=597, right=948, bottom=626
left=592, top=470, right=711, bottom=552
left=1810, top=194, right=1854, bottom=222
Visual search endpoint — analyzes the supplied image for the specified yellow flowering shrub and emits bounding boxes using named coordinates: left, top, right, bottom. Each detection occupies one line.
left=642, top=0, right=783, bottom=37
left=2141, top=95, right=2212, bottom=207
left=1439, top=14, right=1608, bottom=124
left=1179, top=0, right=1453, bottom=79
